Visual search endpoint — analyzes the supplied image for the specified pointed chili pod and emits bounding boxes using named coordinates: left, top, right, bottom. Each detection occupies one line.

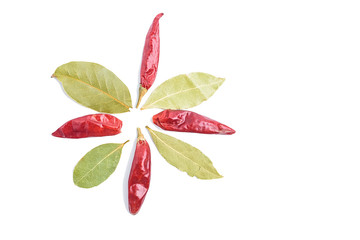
left=128, top=128, right=151, bottom=214
left=152, top=110, right=236, bottom=135
left=52, top=114, right=122, bottom=138
left=136, top=13, right=164, bottom=108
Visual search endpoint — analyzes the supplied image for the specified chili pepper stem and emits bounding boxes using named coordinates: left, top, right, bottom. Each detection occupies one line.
left=137, top=128, right=145, bottom=141
left=136, top=86, right=148, bottom=108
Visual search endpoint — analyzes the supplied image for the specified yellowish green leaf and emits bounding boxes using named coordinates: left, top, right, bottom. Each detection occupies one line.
left=73, top=141, right=129, bottom=188
left=146, top=126, right=222, bottom=179
left=141, top=72, right=225, bottom=110
left=52, top=62, right=132, bottom=113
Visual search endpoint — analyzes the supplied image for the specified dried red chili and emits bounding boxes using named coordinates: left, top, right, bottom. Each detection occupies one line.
left=128, top=128, right=151, bottom=215
left=153, top=109, right=236, bottom=135
left=136, top=13, right=164, bottom=108
left=52, top=114, right=122, bottom=138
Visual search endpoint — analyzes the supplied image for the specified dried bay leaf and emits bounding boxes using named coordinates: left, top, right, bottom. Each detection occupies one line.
left=52, top=62, right=132, bottom=113
left=146, top=126, right=222, bottom=179
left=141, top=73, right=225, bottom=110
left=73, top=141, right=129, bottom=188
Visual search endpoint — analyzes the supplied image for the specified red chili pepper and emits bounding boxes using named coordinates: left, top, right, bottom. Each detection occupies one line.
left=153, top=109, right=236, bottom=135
left=128, top=128, right=151, bottom=215
left=136, top=13, right=164, bottom=108
left=52, top=114, right=122, bottom=138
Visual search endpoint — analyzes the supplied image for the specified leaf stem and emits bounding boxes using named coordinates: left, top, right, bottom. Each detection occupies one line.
left=121, top=140, right=130, bottom=147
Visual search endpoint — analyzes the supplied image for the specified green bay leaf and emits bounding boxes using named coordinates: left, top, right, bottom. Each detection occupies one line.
left=73, top=141, right=129, bottom=188
left=146, top=126, right=222, bottom=179
left=141, top=72, right=225, bottom=110
left=52, top=62, right=132, bottom=113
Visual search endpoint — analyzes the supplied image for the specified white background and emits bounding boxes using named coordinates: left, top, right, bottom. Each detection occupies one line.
left=1, top=0, right=359, bottom=239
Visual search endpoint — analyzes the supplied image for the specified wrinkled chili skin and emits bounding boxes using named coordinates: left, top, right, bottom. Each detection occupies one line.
left=153, top=110, right=236, bottom=135
left=52, top=114, right=122, bottom=138
left=128, top=130, right=151, bottom=215
left=140, top=13, right=163, bottom=90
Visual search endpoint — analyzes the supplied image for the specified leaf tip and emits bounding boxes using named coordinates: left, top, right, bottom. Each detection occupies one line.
left=73, top=182, right=91, bottom=189
left=212, top=170, right=223, bottom=179
left=73, top=177, right=81, bottom=188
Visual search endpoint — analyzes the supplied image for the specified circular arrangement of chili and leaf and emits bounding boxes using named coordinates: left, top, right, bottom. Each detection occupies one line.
left=51, top=13, right=235, bottom=215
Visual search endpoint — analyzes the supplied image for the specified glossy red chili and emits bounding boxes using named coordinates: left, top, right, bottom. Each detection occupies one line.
left=153, top=109, right=236, bottom=135
left=128, top=128, right=151, bottom=215
left=136, top=13, right=164, bottom=108
left=52, top=114, right=122, bottom=138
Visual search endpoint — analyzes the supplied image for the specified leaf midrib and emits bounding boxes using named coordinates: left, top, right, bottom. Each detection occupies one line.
left=149, top=129, right=217, bottom=176
left=142, top=80, right=223, bottom=109
left=56, top=73, right=130, bottom=109
left=74, top=145, right=122, bottom=185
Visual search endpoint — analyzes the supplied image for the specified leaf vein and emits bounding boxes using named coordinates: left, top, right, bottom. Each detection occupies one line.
left=56, top=74, right=130, bottom=109
left=74, top=145, right=122, bottom=185
left=150, top=129, right=215, bottom=175
left=144, top=80, right=223, bottom=109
